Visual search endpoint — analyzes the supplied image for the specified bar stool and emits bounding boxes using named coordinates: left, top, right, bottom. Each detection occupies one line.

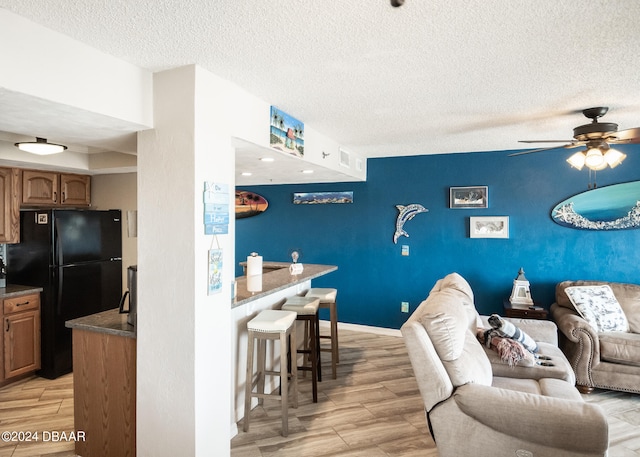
left=281, top=296, right=322, bottom=402
left=244, top=309, right=298, bottom=437
left=305, top=288, right=339, bottom=379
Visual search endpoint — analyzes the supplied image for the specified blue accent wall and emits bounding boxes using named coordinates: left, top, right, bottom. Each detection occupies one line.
left=236, top=145, right=640, bottom=329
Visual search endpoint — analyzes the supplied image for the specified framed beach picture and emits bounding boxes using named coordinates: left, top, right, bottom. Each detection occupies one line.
left=469, top=216, right=509, bottom=239
left=450, top=186, right=488, bottom=209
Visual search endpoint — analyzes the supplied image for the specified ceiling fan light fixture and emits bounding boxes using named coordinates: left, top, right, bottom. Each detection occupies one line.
left=603, top=148, right=627, bottom=168
left=566, top=151, right=586, bottom=170
left=15, top=137, right=67, bottom=155
left=584, top=147, right=607, bottom=170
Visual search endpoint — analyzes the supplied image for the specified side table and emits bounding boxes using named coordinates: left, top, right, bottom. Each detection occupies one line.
left=503, top=298, right=548, bottom=320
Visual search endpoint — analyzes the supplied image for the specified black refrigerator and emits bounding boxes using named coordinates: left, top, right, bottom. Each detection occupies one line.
left=7, top=209, right=122, bottom=379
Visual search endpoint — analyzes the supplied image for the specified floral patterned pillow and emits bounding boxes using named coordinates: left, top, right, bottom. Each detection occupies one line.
left=565, top=285, right=629, bottom=332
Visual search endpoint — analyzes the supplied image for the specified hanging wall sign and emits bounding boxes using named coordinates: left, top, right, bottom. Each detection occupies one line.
left=551, top=180, right=640, bottom=230
left=204, top=182, right=230, bottom=234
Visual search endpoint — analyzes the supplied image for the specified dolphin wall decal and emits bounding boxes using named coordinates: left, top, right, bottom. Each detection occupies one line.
left=393, top=203, right=428, bottom=244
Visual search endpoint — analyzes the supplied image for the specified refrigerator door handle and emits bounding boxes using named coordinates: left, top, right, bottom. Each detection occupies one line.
left=53, top=218, right=64, bottom=267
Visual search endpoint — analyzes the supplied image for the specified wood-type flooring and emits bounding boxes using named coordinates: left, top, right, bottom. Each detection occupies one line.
left=0, top=328, right=638, bottom=456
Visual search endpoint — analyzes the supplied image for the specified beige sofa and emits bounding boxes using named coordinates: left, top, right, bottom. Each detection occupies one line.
left=401, top=273, right=608, bottom=457
left=551, top=280, right=640, bottom=394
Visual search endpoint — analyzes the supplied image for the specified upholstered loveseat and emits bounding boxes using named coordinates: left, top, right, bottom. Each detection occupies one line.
left=551, top=280, right=640, bottom=394
left=401, top=272, right=608, bottom=457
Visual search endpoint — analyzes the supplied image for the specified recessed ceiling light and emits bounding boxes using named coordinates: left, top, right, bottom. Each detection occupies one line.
left=260, top=157, right=275, bottom=162
left=241, top=172, right=252, bottom=176
left=301, top=169, right=314, bottom=174
left=15, top=137, right=67, bottom=155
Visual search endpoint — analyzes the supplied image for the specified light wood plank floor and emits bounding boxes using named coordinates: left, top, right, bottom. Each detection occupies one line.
left=0, top=328, right=638, bottom=456
left=232, top=328, right=640, bottom=457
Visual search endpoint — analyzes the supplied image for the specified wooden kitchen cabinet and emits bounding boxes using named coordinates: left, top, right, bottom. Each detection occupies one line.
left=0, top=167, right=20, bottom=243
left=22, top=170, right=90, bottom=207
left=2, top=292, right=41, bottom=383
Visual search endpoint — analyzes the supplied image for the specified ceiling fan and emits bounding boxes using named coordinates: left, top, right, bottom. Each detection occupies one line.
left=509, top=107, right=640, bottom=172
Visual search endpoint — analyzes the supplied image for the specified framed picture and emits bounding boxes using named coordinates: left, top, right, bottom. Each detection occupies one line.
left=293, top=191, right=353, bottom=204
left=470, top=216, right=509, bottom=239
left=450, top=186, right=488, bottom=209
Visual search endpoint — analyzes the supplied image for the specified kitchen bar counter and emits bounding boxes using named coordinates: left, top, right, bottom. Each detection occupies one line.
left=0, top=284, right=43, bottom=299
left=233, top=262, right=337, bottom=309
left=66, top=309, right=136, bottom=457
left=65, top=308, right=135, bottom=338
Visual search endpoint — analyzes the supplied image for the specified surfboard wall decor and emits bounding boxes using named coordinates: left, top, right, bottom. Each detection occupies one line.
left=236, top=190, right=268, bottom=219
left=551, top=181, right=640, bottom=230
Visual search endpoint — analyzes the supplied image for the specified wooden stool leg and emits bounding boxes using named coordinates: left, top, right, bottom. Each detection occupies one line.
left=315, top=312, right=322, bottom=383
left=256, top=339, right=266, bottom=405
left=289, top=323, right=298, bottom=409
left=330, top=301, right=339, bottom=370
left=308, top=315, right=318, bottom=402
left=243, top=331, right=255, bottom=432
left=279, top=331, right=289, bottom=437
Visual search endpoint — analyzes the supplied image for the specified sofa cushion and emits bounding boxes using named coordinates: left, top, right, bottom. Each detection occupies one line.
left=600, top=332, right=640, bottom=367
left=492, top=376, right=582, bottom=400
left=420, top=297, right=492, bottom=387
left=484, top=342, right=575, bottom=384
left=565, top=285, right=629, bottom=332
left=429, top=272, right=481, bottom=332
left=556, top=280, right=640, bottom=333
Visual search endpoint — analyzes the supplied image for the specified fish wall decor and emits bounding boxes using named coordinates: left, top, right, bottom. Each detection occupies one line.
left=393, top=204, right=428, bottom=243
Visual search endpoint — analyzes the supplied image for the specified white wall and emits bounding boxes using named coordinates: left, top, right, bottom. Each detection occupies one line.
left=0, top=9, right=152, bottom=127
left=137, top=65, right=236, bottom=456
left=91, top=173, right=138, bottom=286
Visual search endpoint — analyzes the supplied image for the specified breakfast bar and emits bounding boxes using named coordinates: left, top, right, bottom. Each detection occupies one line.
left=66, top=309, right=136, bottom=457
left=231, top=262, right=337, bottom=434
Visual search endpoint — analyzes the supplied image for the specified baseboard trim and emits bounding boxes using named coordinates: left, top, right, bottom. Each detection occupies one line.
left=319, top=320, right=402, bottom=337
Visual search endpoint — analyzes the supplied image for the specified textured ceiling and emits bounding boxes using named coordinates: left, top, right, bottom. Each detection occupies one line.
left=2, top=0, right=640, bottom=174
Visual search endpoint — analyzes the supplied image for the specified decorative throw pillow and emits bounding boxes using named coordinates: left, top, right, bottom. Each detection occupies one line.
left=564, top=285, right=629, bottom=332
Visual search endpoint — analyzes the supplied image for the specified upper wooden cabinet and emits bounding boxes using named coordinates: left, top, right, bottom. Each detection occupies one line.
left=60, top=174, right=91, bottom=206
left=22, top=170, right=90, bottom=207
left=0, top=168, right=20, bottom=244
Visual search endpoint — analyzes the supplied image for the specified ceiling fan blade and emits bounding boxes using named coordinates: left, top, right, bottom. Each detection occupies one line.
left=518, top=140, right=574, bottom=144
left=508, top=142, right=581, bottom=157
left=609, top=127, right=640, bottom=144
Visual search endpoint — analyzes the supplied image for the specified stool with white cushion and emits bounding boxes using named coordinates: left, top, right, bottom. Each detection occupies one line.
left=281, top=295, right=322, bottom=402
left=305, top=288, right=339, bottom=379
left=243, top=309, right=298, bottom=437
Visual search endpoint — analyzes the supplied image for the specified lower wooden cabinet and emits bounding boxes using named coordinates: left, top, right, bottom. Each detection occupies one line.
left=1, top=292, right=41, bottom=384
left=72, top=328, right=136, bottom=457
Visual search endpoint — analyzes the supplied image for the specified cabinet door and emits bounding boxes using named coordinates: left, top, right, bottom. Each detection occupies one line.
left=60, top=174, right=91, bottom=206
left=22, top=170, right=59, bottom=205
left=4, top=310, right=41, bottom=378
left=0, top=168, right=20, bottom=243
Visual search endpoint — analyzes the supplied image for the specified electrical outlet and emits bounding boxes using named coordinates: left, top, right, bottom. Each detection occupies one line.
left=401, top=301, right=409, bottom=313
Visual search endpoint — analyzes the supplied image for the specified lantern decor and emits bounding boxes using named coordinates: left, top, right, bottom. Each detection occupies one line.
left=509, top=267, right=533, bottom=306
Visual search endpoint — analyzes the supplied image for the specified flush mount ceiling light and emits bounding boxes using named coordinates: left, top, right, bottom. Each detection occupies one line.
left=260, top=157, right=275, bottom=162
left=15, top=137, right=67, bottom=155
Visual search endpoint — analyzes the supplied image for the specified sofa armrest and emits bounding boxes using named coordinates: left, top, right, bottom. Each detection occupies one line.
left=480, top=314, right=558, bottom=345
left=550, top=303, right=601, bottom=386
left=453, top=383, right=608, bottom=454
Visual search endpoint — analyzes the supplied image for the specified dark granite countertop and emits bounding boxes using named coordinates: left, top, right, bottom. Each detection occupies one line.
left=233, top=263, right=337, bottom=309
left=0, top=284, right=43, bottom=299
left=66, top=308, right=136, bottom=339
